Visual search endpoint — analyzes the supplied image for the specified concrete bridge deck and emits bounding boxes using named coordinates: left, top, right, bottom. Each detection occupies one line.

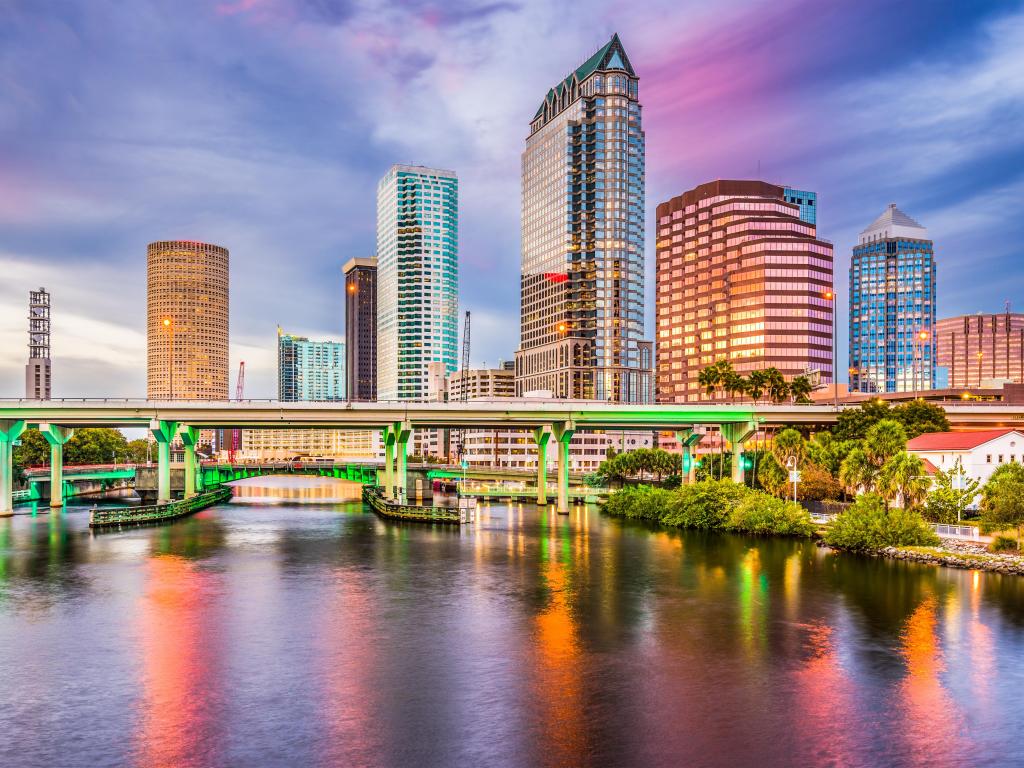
left=4, top=398, right=1024, bottom=515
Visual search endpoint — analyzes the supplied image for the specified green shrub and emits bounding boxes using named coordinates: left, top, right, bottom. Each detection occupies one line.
left=603, top=485, right=672, bottom=521
left=725, top=492, right=816, bottom=537
left=989, top=535, right=1018, bottom=553
left=824, top=493, right=939, bottom=551
left=661, top=480, right=747, bottom=530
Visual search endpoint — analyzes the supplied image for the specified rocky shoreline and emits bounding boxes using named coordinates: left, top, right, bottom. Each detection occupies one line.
left=818, top=537, right=1024, bottom=575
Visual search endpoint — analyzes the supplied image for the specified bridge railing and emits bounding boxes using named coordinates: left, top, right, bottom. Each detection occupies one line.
left=24, top=463, right=137, bottom=475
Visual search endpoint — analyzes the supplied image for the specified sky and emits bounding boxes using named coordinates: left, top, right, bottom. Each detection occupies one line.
left=2, top=0, right=1023, bottom=398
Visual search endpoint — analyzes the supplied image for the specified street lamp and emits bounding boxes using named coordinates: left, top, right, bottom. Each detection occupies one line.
left=914, top=329, right=930, bottom=399
left=162, top=318, right=175, bottom=400
left=785, top=455, right=799, bottom=503
left=823, top=289, right=837, bottom=411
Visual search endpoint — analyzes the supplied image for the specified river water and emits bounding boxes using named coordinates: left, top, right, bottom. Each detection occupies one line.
left=2, top=478, right=1024, bottom=768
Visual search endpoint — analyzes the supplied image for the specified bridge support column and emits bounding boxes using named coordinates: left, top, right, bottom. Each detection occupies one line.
left=149, top=420, right=178, bottom=503
left=382, top=427, right=395, bottom=499
left=0, top=420, right=27, bottom=517
left=533, top=426, right=551, bottom=506
left=552, top=421, right=575, bottom=515
left=675, top=429, right=703, bottom=485
left=394, top=422, right=411, bottom=504
left=721, top=421, right=758, bottom=485
left=38, top=423, right=74, bottom=508
left=178, top=425, right=198, bottom=499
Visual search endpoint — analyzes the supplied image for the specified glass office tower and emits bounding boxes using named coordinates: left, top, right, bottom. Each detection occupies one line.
left=277, top=328, right=346, bottom=401
left=655, top=180, right=834, bottom=402
left=849, top=204, right=936, bottom=393
left=515, top=34, right=651, bottom=402
left=376, top=165, right=459, bottom=401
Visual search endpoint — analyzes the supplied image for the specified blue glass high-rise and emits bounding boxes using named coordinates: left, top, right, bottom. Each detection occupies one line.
left=849, top=204, right=936, bottom=393
left=277, top=328, right=346, bottom=401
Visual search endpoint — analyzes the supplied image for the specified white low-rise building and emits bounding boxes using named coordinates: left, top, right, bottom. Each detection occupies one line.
left=907, top=429, right=1024, bottom=495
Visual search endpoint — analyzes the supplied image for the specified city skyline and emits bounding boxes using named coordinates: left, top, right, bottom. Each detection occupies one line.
left=2, top=0, right=1023, bottom=397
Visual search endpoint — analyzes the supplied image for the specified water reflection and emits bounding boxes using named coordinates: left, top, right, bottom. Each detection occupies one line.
left=531, top=508, right=587, bottom=766
left=0, top=493, right=1022, bottom=767
left=230, top=476, right=363, bottom=504
left=897, top=596, right=965, bottom=765
left=134, top=555, right=226, bottom=768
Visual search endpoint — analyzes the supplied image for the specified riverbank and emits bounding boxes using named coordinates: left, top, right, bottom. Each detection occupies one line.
left=819, top=537, right=1024, bottom=575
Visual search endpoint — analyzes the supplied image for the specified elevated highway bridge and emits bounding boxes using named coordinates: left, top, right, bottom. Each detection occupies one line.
left=2, top=399, right=1022, bottom=516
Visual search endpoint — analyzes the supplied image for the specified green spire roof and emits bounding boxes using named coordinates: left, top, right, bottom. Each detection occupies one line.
left=533, top=34, right=636, bottom=121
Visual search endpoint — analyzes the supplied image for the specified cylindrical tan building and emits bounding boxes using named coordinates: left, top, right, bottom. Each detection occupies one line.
left=147, top=240, right=229, bottom=400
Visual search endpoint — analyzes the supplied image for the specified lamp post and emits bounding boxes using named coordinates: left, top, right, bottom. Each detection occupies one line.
left=786, top=455, right=799, bottom=503
left=914, top=329, right=930, bottom=399
left=162, top=318, right=175, bottom=400
left=823, top=289, right=837, bottom=410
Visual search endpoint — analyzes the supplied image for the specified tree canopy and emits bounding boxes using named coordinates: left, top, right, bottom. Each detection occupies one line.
left=979, top=462, right=1024, bottom=549
left=834, top=399, right=949, bottom=441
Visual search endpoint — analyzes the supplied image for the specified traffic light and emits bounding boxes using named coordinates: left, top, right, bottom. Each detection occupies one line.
left=740, top=453, right=754, bottom=471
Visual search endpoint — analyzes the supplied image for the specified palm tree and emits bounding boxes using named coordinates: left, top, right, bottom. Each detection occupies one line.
left=877, top=452, right=930, bottom=509
left=863, top=419, right=907, bottom=468
left=839, top=446, right=875, bottom=494
left=765, top=368, right=789, bottom=403
left=698, top=364, right=721, bottom=400
left=772, top=428, right=805, bottom=468
left=722, top=370, right=746, bottom=403
left=790, top=375, right=813, bottom=404
left=746, top=369, right=768, bottom=403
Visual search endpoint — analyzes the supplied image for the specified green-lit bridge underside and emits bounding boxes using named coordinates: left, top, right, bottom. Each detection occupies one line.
left=4, top=399, right=1024, bottom=516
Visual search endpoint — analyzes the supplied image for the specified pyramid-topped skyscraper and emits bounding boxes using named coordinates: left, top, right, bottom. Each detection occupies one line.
left=515, top=34, right=652, bottom=402
left=850, top=204, right=936, bottom=394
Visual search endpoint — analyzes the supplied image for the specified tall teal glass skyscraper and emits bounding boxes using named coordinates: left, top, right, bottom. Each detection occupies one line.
left=277, top=328, right=346, bottom=401
left=849, top=204, right=936, bottom=393
left=376, top=165, right=458, bottom=401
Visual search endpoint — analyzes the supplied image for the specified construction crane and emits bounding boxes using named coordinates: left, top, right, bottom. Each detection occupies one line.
left=229, top=361, right=245, bottom=461
left=454, top=311, right=471, bottom=462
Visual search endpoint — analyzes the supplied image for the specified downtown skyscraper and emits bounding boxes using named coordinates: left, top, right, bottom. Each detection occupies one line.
left=277, top=328, right=345, bottom=401
left=146, top=240, right=229, bottom=400
left=342, top=257, right=377, bottom=401
left=515, top=34, right=652, bottom=402
left=849, top=204, right=936, bottom=394
left=376, top=165, right=458, bottom=401
left=655, top=180, right=834, bottom=402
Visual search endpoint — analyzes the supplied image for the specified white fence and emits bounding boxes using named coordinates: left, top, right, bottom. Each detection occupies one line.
left=933, top=523, right=987, bottom=541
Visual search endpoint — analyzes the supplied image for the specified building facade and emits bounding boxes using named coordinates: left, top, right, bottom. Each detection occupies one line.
left=376, top=165, right=459, bottom=401
left=908, top=429, right=1024, bottom=506
left=146, top=240, right=229, bottom=400
left=937, top=312, right=1024, bottom=389
left=515, top=34, right=651, bottom=403
left=655, top=180, right=834, bottom=402
left=343, top=257, right=377, bottom=401
left=239, top=329, right=358, bottom=461
left=277, top=328, right=345, bottom=402
left=849, top=204, right=936, bottom=394
left=447, top=366, right=516, bottom=401
left=241, top=429, right=380, bottom=461
left=26, top=287, right=51, bottom=399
